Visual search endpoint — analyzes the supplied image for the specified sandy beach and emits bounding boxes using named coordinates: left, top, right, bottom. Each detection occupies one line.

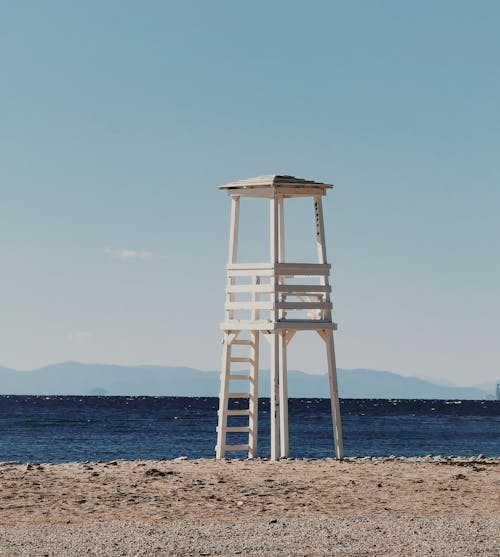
left=0, top=456, right=498, bottom=556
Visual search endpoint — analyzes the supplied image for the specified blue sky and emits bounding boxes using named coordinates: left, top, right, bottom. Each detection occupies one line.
left=1, top=1, right=499, bottom=385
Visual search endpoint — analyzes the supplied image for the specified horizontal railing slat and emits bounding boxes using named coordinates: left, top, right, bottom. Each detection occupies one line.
left=226, top=263, right=331, bottom=278
left=226, top=301, right=331, bottom=311
left=277, top=284, right=330, bottom=293
left=275, top=301, right=332, bottom=310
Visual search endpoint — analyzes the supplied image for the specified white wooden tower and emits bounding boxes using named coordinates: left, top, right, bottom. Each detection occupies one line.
left=215, top=175, right=343, bottom=461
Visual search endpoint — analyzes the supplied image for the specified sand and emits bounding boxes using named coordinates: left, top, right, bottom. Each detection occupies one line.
left=0, top=456, right=498, bottom=556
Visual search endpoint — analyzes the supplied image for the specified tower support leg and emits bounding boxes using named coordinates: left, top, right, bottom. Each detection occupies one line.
left=248, top=330, right=259, bottom=459
left=319, top=330, right=344, bottom=459
left=279, top=331, right=289, bottom=458
left=270, top=332, right=280, bottom=461
left=215, top=332, right=232, bottom=459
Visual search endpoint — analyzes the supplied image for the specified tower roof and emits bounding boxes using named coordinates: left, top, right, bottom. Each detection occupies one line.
left=219, top=174, right=332, bottom=196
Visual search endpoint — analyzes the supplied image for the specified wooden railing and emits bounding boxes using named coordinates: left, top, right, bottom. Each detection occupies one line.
left=224, top=262, right=333, bottom=325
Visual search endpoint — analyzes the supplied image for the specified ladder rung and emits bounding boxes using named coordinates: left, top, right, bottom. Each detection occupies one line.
left=230, top=357, right=254, bottom=364
left=226, top=426, right=250, bottom=433
left=228, top=392, right=251, bottom=398
left=226, top=409, right=251, bottom=416
left=229, top=374, right=251, bottom=381
left=232, top=340, right=254, bottom=346
left=224, top=444, right=250, bottom=452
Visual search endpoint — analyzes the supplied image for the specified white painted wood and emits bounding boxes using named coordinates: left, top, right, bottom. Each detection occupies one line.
left=221, top=320, right=337, bottom=331
left=248, top=330, right=259, bottom=458
left=226, top=268, right=275, bottom=278
left=274, top=320, right=337, bottom=330
left=275, top=301, right=332, bottom=311
left=224, top=444, right=250, bottom=452
left=225, top=300, right=331, bottom=311
left=226, top=301, right=274, bottom=310
left=277, top=284, right=331, bottom=294
left=276, top=262, right=331, bottom=276
left=226, top=262, right=330, bottom=278
left=269, top=192, right=281, bottom=327
left=314, top=196, right=327, bottom=265
left=231, top=339, right=255, bottom=346
left=270, top=196, right=279, bottom=265
left=226, top=409, right=251, bottom=416
left=278, top=194, right=285, bottom=262
left=215, top=332, right=232, bottom=459
left=314, top=196, right=333, bottom=322
left=218, top=175, right=343, bottom=461
left=319, top=329, right=344, bottom=459
left=224, top=186, right=330, bottom=198
left=228, top=197, right=240, bottom=264
left=269, top=332, right=280, bottom=461
left=284, top=330, right=296, bottom=346
left=229, top=356, right=254, bottom=363
left=227, top=262, right=274, bottom=270
left=279, top=331, right=289, bottom=458
left=219, top=174, right=332, bottom=190
left=225, top=199, right=239, bottom=323
left=277, top=194, right=286, bottom=321
left=226, top=284, right=274, bottom=294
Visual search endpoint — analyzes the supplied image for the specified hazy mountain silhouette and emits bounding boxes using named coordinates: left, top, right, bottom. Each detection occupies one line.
left=0, top=363, right=491, bottom=399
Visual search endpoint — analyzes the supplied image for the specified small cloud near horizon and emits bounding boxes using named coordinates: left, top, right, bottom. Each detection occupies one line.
left=67, top=331, right=93, bottom=343
left=104, top=247, right=154, bottom=260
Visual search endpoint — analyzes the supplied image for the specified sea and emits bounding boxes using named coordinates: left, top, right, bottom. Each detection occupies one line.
left=0, top=396, right=498, bottom=463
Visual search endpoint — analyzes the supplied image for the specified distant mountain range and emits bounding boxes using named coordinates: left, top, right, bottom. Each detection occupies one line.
left=0, top=363, right=493, bottom=399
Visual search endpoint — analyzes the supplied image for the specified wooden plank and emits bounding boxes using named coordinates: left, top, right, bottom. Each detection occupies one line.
left=221, top=320, right=337, bottom=331
left=215, top=332, right=232, bottom=460
left=219, top=174, right=332, bottom=189
left=228, top=392, right=251, bottom=398
left=276, top=263, right=330, bottom=276
left=224, top=444, right=250, bottom=451
left=227, top=269, right=274, bottom=277
left=274, top=321, right=337, bottom=331
left=221, top=320, right=275, bottom=331
left=248, top=330, right=259, bottom=459
left=224, top=187, right=329, bottom=198
left=323, top=331, right=344, bottom=460
left=231, top=339, right=255, bottom=346
left=275, top=302, right=332, bottom=311
left=229, top=357, right=254, bottom=364
left=279, top=331, right=289, bottom=458
left=313, top=195, right=333, bottom=321
left=226, top=301, right=273, bottom=311
left=225, top=426, right=250, bottom=433
left=226, top=284, right=274, bottom=294
left=278, top=195, right=285, bottom=262
left=227, top=262, right=274, bottom=270
left=270, top=332, right=280, bottom=461
left=228, top=196, right=240, bottom=264
left=226, top=409, right=251, bottom=416
left=277, top=284, right=330, bottom=294
left=229, top=374, right=251, bottom=381
left=314, top=196, right=327, bottom=264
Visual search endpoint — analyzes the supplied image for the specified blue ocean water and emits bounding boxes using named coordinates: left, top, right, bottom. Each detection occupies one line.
left=0, top=396, right=498, bottom=463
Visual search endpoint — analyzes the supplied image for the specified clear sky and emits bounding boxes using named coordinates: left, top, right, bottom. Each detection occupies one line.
left=1, top=1, right=499, bottom=386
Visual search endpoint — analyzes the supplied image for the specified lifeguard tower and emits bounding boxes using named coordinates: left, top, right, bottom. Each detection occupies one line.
left=215, top=175, right=343, bottom=461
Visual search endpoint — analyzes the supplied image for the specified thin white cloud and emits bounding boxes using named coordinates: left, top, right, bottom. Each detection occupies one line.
left=67, top=331, right=93, bottom=343
left=104, top=248, right=154, bottom=260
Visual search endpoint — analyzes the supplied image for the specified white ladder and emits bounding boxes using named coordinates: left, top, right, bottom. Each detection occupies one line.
left=215, top=331, right=259, bottom=458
